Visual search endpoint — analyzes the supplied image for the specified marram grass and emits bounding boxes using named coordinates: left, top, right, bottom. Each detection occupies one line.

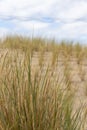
left=0, top=36, right=87, bottom=130
left=0, top=50, right=86, bottom=130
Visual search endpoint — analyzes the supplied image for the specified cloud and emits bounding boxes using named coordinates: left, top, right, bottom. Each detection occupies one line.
left=0, top=27, right=9, bottom=37
left=54, top=0, right=87, bottom=20
left=0, top=0, right=87, bottom=43
left=15, top=21, right=49, bottom=30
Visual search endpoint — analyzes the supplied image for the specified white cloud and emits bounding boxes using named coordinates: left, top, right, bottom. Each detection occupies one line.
left=58, top=1, right=87, bottom=21
left=15, top=21, right=49, bottom=30
left=0, top=0, right=54, bottom=16
left=0, top=27, right=9, bottom=37
left=0, top=0, right=87, bottom=42
left=59, top=22, right=87, bottom=37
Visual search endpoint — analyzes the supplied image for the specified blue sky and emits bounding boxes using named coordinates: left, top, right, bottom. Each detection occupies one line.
left=0, top=0, right=87, bottom=43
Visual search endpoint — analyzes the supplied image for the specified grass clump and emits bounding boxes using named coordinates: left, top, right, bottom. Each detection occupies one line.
left=0, top=51, right=86, bottom=130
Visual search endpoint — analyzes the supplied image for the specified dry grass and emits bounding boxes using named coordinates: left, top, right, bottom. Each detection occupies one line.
left=0, top=36, right=87, bottom=130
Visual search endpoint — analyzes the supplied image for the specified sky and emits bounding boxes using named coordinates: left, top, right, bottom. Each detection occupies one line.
left=0, top=0, right=87, bottom=43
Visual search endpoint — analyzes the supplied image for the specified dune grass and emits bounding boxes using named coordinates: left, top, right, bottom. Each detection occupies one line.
left=0, top=36, right=87, bottom=130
